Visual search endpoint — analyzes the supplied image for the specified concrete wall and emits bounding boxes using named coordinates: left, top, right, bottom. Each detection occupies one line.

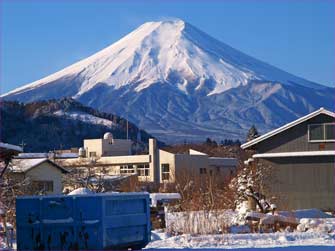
left=159, top=150, right=176, bottom=183
left=149, top=139, right=159, bottom=183
left=84, top=139, right=103, bottom=157
left=175, top=154, right=208, bottom=179
left=101, top=139, right=132, bottom=156
left=99, top=155, right=150, bottom=165
left=26, top=162, right=64, bottom=194
left=84, top=138, right=132, bottom=157
left=260, top=156, right=334, bottom=210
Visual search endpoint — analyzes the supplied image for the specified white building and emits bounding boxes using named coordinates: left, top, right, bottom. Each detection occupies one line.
left=8, top=158, right=68, bottom=194
left=57, top=134, right=238, bottom=184
left=83, top=132, right=133, bottom=157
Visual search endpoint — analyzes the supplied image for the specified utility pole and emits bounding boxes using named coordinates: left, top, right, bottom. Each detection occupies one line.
left=126, top=119, right=129, bottom=140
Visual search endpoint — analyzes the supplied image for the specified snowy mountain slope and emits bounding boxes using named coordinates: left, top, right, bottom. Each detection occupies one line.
left=1, top=98, right=157, bottom=152
left=76, top=81, right=334, bottom=143
left=2, top=19, right=334, bottom=142
left=53, top=110, right=115, bottom=128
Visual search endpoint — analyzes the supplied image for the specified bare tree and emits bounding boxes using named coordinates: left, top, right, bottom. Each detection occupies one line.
left=161, top=166, right=235, bottom=212
left=59, top=157, right=139, bottom=193
left=0, top=167, right=31, bottom=225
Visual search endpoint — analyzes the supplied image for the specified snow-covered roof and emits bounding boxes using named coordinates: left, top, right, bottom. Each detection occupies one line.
left=17, top=153, right=48, bottom=158
left=16, top=152, right=78, bottom=159
left=0, top=142, right=22, bottom=152
left=150, top=193, right=181, bottom=207
left=241, top=108, right=335, bottom=149
left=56, top=153, right=78, bottom=158
left=68, top=188, right=94, bottom=195
left=189, top=149, right=207, bottom=155
left=252, top=150, right=335, bottom=158
left=9, top=158, right=68, bottom=173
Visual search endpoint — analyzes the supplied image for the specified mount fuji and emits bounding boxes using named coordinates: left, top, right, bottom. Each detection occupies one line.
left=2, top=19, right=334, bottom=143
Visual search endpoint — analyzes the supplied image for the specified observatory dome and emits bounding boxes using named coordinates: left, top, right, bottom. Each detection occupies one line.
left=103, top=132, right=114, bottom=140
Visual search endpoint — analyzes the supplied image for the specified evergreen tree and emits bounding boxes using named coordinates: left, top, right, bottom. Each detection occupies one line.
left=247, top=125, right=259, bottom=141
left=205, top=137, right=212, bottom=145
left=234, top=139, right=241, bottom=146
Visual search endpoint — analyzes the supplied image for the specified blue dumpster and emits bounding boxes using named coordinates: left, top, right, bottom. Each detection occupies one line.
left=16, top=192, right=151, bottom=250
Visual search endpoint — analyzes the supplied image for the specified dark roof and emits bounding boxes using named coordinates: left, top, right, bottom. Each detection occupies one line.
left=241, top=108, right=335, bottom=149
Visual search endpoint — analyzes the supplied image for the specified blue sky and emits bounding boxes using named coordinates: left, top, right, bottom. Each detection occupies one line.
left=1, top=0, right=334, bottom=93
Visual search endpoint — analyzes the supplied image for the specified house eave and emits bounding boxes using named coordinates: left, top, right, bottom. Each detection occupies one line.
left=252, top=150, right=335, bottom=158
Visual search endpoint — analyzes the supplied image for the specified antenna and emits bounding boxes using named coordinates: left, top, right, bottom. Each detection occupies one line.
left=20, top=140, right=26, bottom=152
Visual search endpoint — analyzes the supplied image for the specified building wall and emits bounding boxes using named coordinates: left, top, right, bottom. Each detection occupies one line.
left=84, top=138, right=132, bottom=157
left=101, top=139, right=132, bottom=156
left=57, top=139, right=238, bottom=185
left=175, top=154, right=209, bottom=180
left=84, top=139, right=103, bottom=157
left=149, top=139, right=159, bottom=183
left=260, top=156, right=334, bottom=210
left=208, top=165, right=236, bottom=182
left=159, top=150, right=176, bottom=183
left=26, top=162, right=64, bottom=194
left=254, top=114, right=334, bottom=153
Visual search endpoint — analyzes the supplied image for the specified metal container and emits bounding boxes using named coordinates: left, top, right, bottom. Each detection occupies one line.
left=16, top=192, right=151, bottom=250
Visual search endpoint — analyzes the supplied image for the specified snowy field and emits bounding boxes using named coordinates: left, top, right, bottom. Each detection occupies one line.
left=147, top=210, right=335, bottom=250
left=147, top=230, right=334, bottom=250
left=1, top=229, right=334, bottom=250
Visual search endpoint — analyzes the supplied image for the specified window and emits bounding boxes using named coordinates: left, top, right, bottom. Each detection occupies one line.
left=89, top=151, right=97, bottom=157
left=32, top=181, right=53, bottom=194
left=325, top=124, right=335, bottom=140
left=308, top=123, right=335, bottom=142
left=161, top=164, right=170, bottom=181
left=120, top=165, right=134, bottom=174
left=137, top=164, right=150, bottom=177
left=200, top=168, right=207, bottom=174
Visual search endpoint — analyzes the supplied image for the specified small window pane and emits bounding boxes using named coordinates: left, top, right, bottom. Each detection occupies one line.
left=137, top=164, right=150, bottom=177
left=162, top=164, right=169, bottom=172
left=325, top=124, right=335, bottom=140
left=309, top=124, right=324, bottom=141
left=120, top=165, right=134, bottom=174
left=161, top=164, right=170, bottom=181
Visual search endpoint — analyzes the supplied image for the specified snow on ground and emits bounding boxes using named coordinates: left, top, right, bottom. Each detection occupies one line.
left=53, top=110, right=115, bottom=128
left=278, top=209, right=332, bottom=219
left=149, top=211, right=335, bottom=250
left=147, top=230, right=334, bottom=250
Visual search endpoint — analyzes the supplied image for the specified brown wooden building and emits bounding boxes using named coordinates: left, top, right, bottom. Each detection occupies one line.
left=241, top=108, right=334, bottom=210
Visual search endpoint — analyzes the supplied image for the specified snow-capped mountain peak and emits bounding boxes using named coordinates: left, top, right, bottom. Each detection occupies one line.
left=3, top=19, right=323, bottom=99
